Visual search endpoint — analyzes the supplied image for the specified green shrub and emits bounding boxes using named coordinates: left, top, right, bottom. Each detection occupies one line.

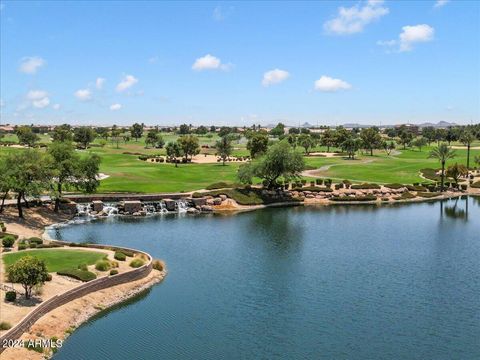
left=95, top=260, right=111, bottom=271
left=36, top=243, right=62, bottom=249
left=315, top=179, right=323, bottom=185
left=29, top=242, right=37, bottom=248
left=420, top=168, right=440, bottom=181
left=18, top=244, right=27, bottom=251
left=330, top=195, right=377, bottom=202
left=417, top=192, right=442, bottom=198
left=471, top=181, right=480, bottom=188
left=46, top=273, right=52, bottom=281
left=5, top=291, right=16, bottom=302
left=0, top=321, right=12, bottom=330
left=57, top=269, right=97, bottom=282
left=334, top=184, right=342, bottom=190
left=109, top=269, right=119, bottom=276
left=78, top=263, right=88, bottom=271
left=292, top=186, right=332, bottom=192
left=206, top=181, right=238, bottom=190
left=152, top=259, right=164, bottom=271
left=129, top=258, right=145, bottom=268
left=384, top=183, right=404, bottom=190
left=2, top=235, right=15, bottom=248
left=114, top=251, right=126, bottom=261
left=393, top=192, right=416, bottom=200
left=28, top=237, right=43, bottom=245
left=350, top=183, right=380, bottom=190
left=406, top=185, right=427, bottom=192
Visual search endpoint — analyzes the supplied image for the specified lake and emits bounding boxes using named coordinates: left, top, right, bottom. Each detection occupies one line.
left=50, top=197, right=480, bottom=359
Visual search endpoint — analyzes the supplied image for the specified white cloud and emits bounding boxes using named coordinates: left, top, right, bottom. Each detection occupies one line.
left=434, top=0, right=449, bottom=8
left=96, top=77, right=106, bottom=89
left=19, top=56, right=46, bottom=74
left=74, top=89, right=92, bottom=101
left=116, top=75, right=138, bottom=92
left=378, top=24, right=435, bottom=52
left=26, top=90, right=48, bottom=100
left=262, top=69, right=290, bottom=87
left=192, top=54, right=231, bottom=71
left=33, top=97, right=50, bottom=109
left=110, top=103, right=122, bottom=111
left=52, top=104, right=61, bottom=110
left=314, top=76, right=352, bottom=92
left=399, top=24, right=434, bottom=51
left=324, top=0, right=389, bottom=35
left=26, top=90, right=50, bottom=108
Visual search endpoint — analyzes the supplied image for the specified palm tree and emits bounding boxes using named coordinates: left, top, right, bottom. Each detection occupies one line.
left=429, top=144, right=456, bottom=192
left=459, top=130, right=475, bottom=169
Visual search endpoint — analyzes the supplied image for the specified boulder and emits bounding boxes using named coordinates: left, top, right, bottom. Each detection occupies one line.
left=200, top=205, right=213, bottom=212
left=219, top=194, right=228, bottom=201
left=191, top=197, right=207, bottom=207
left=187, top=207, right=200, bottom=214
left=163, top=199, right=176, bottom=211
left=61, top=201, right=78, bottom=215
left=213, top=197, right=222, bottom=205
left=124, top=200, right=142, bottom=214
left=92, top=200, right=103, bottom=212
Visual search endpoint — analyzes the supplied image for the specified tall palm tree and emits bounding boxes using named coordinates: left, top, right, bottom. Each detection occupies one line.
left=429, top=144, right=456, bottom=192
left=459, top=130, right=475, bottom=169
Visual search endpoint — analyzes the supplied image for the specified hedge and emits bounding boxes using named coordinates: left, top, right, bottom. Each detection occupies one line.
left=292, top=186, right=333, bottom=192
left=330, top=195, right=377, bottom=202
left=417, top=192, right=442, bottom=198
left=384, top=183, right=404, bottom=190
left=57, top=269, right=97, bottom=282
left=350, top=183, right=380, bottom=190
left=95, top=260, right=111, bottom=271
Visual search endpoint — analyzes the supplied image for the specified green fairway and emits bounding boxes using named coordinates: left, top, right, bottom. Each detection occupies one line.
left=3, top=249, right=105, bottom=272
left=304, top=146, right=478, bottom=184
left=1, top=135, right=478, bottom=192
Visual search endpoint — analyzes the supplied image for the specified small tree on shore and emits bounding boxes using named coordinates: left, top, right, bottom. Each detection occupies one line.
left=238, top=140, right=305, bottom=189
left=216, top=135, right=233, bottom=165
left=429, top=144, right=456, bottom=192
left=7, top=256, right=49, bottom=299
left=446, top=163, right=468, bottom=186
left=165, top=142, right=183, bottom=167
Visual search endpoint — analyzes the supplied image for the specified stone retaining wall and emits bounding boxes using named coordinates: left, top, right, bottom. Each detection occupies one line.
left=0, top=243, right=153, bottom=351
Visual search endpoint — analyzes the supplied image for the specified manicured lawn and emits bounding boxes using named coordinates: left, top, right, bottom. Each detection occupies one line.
left=304, top=146, right=478, bottom=184
left=3, top=249, right=105, bottom=272
left=1, top=138, right=478, bottom=192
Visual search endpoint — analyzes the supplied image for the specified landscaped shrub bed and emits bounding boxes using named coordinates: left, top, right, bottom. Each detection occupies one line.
left=406, top=185, right=428, bottom=192
left=109, top=269, right=119, bottom=276
left=152, top=259, right=164, bottom=271
left=384, top=183, right=404, bottom=189
left=36, top=243, right=63, bottom=249
left=57, top=269, right=97, bottom=282
left=292, top=186, right=333, bottom=192
left=350, top=183, right=380, bottom=190
left=206, top=181, right=239, bottom=190
left=420, top=168, right=441, bottom=181
left=417, top=192, right=442, bottom=198
left=393, top=192, right=416, bottom=200
left=330, top=195, right=377, bottom=202
left=193, top=188, right=265, bottom=205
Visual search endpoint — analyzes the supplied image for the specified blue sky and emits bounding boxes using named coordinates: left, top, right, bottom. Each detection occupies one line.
left=0, top=0, right=479, bottom=126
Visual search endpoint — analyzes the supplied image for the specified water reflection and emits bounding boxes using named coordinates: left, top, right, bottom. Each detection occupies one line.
left=442, top=197, right=470, bottom=221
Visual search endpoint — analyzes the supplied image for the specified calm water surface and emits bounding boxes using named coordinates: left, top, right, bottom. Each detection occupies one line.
left=51, top=198, right=480, bottom=360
